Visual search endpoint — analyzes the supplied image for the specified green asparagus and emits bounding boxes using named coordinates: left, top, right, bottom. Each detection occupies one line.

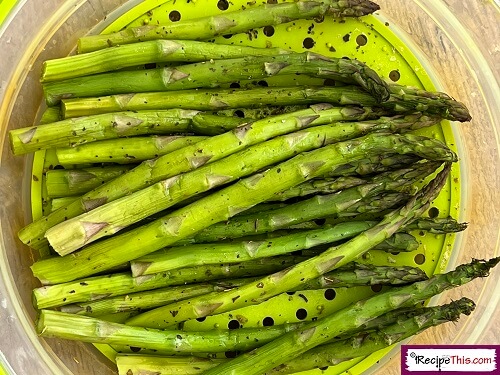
left=60, top=85, right=471, bottom=122
left=203, top=258, right=498, bottom=374
left=77, top=0, right=380, bottom=53
left=124, top=165, right=450, bottom=328
left=46, top=115, right=440, bottom=255
left=37, top=310, right=305, bottom=354
left=54, top=135, right=206, bottom=167
left=20, top=105, right=379, bottom=251
left=32, top=133, right=455, bottom=284
left=9, top=109, right=207, bottom=155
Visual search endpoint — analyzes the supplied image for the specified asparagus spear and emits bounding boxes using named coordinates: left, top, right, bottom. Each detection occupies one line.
left=130, top=221, right=379, bottom=276
left=204, top=257, right=498, bottom=375
left=124, top=164, right=450, bottom=328
left=61, top=264, right=428, bottom=317
left=46, top=166, right=135, bottom=198
left=77, top=0, right=380, bottom=53
left=54, top=135, right=206, bottom=167
left=46, top=115, right=439, bottom=255
left=37, top=310, right=306, bottom=354
left=43, top=52, right=390, bottom=105
left=9, top=109, right=206, bottom=155
left=33, top=255, right=306, bottom=309
left=42, top=40, right=288, bottom=82
left=61, top=85, right=471, bottom=122
left=31, top=133, right=456, bottom=284
left=173, top=161, right=439, bottom=245
left=20, top=105, right=378, bottom=251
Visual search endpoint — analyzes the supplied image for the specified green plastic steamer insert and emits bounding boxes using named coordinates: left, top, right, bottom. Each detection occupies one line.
left=30, top=0, right=461, bottom=374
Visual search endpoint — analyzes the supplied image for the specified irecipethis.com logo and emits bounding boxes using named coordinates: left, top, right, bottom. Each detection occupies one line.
left=401, top=345, right=498, bottom=374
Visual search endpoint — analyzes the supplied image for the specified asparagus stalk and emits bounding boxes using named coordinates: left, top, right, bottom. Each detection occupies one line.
left=46, top=115, right=439, bottom=255
left=42, top=40, right=288, bottom=82
left=124, top=165, right=451, bottom=328
left=9, top=109, right=207, bottom=155
left=61, top=85, right=471, bottom=122
left=62, top=264, right=428, bottom=317
left=33, top=255, right=306, bottom=309
left=37, top=310, right=306, bottom=354
left=174, top=161, right=439, bottom=245
left=203, top=258, right=498, bottom=375
left=131, top=221, right=378, bottom=276
left=21, top=105, right=378, bottom=251
left=77, top=0, right=380, bottom=53
left=55, top=135, right=206, bottom=167
left=113, top=298, right=475, bottom=375
left=32, top=133, right=456, bottom=284
left=43, top=52, right=390, bottom=105
left=46, top=166, right=135, bottom=198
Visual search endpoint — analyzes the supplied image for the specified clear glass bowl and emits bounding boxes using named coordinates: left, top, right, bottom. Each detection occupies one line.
left=0, top=1, right=498, bottom=374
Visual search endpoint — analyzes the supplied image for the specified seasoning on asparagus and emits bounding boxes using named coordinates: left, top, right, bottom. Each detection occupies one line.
left=175, top=161, right=440, bottom=244
left=129, top=162, right=438, bottom=276
left=9, top=109, right=208, bottom=155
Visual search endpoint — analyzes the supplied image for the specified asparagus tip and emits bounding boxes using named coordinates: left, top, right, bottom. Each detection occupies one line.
left=446, top=297, right=476, bottom=319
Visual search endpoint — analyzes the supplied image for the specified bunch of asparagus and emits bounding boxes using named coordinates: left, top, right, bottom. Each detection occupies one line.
left=9, top=0, right=496, bottom=374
